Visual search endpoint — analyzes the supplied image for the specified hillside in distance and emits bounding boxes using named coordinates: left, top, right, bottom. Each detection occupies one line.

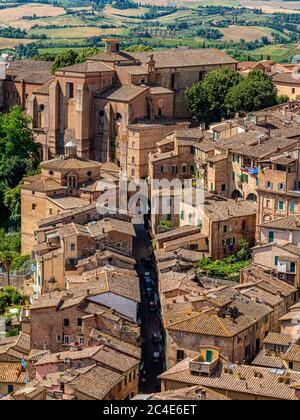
left=0, top=0, right=300, bottom=62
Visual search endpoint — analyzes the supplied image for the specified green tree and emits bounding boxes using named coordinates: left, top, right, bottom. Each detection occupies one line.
left=0, top=106, right=39, bottom=227
left=0, top=251, right=18, bottom=287
left=236, top=239, right=251, bottom=261
left=186, top=69, right=242, bottom=124
left=51, top=49, right=79, bottom=73
left=126, top=45, right=154, bottom=52
left=0, top=286, right=25, bottom=315
left=225, top=70, right=278, bottom=116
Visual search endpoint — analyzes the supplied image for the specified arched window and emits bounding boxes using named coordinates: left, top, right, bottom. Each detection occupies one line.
left=246, top=193, right=257, bottom=202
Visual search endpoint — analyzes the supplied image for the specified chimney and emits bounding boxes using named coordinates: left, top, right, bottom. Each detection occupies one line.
left=104, top=39, right=120, bottom=54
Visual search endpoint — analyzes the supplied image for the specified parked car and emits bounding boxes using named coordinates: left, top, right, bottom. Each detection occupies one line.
left=152, top=351, right=162, bottom=364
left=152, top=332, right=162, bottom=344
left=149, top=301, right=157, bottom=312
left=146, top=287, right=153, bottom=298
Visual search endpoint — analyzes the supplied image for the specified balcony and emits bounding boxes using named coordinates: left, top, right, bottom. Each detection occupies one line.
left=189, top=354, right=219, bottom=376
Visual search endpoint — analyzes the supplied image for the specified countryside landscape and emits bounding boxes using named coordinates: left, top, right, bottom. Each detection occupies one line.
left=2, top=0, right=300, bottom=61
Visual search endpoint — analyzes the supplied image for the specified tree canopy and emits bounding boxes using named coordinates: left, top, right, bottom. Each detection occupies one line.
left=51, top=47, right=99, bottom=73
left=225, top=70, right=278, bottom=116
left=186, top=69, right=279, bottom=125
left=0, top=106, right=39, bottom=227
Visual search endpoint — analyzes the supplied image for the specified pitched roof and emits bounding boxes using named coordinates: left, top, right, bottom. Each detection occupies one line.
left=85, top=218, right=136, bottom=238
left=252, top=350, right=285, bottom=369
left=57, top=61, right=113, bottom=73
left=72, top=365, right=122, bottom=400
left=260, top=215, right=300, bottom=231
left=131, top=48, right=237, bottom=69
left=91, top=346, right=138, bottom=373
left=6, top=59, right=53, bottom=84
left=95, top=85, right=148, bottom=102
left=34, top=346, right=101, bottom=366
left=0, top=362, right=28, bottom=384
left=22, top=177, right=63, bottom=193
left=273, top=73, right=300, bottom=85
left=263, top=332, right=294, bottom=347
left=283, top=344, right=300, bottom=363
left=166, top=312, right=256, bottom=338
left=41, top=156, right=102, bottom=171
left=155, top=226, right=201, bottom=242
left=89, top=329, right=141, bottom=360
left=149, top=386, right=230, bottom=400
left=159, top=358, right=300, bottom=400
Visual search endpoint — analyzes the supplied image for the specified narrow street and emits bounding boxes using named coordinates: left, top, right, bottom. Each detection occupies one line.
left=133, top=215, right=164, bottom=394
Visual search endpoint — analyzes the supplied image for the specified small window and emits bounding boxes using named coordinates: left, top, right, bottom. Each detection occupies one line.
left=268, top=231, right=275, bottom=243
left=182, top=164, right=187, bottom=173
left=7, top=384, right=14, bottom=394
left=278, top=200, right=284, bottom=211
left=64, top=335, right=70, bottom=344
left=64, top=319, right=70, bottom=327
left=221, top=183, right=226, bottom=192
left=289, top=200, right=295, bottom=212
left=274, top=256, right=279, bottom=266
left=292, top=88, right=296, bottom=94
left=67, top=82, right=74, bottom=99
left=177, top=350, right=185, bottom=362
left=56, top=335, right=61, bottom=343
left=70, top=243, right=75, bottom=251
left=77, top=318, right=82, bottom=327
left=79, top=337, right=84, bottom=345
left=87, top=171, right=92, bottom=177
left=32, top=203, right=36, bottom=211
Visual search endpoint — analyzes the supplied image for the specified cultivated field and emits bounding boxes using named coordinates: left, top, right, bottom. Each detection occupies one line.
left=0, top=3, right=65, bottom=29
left=221, top=26, right=273, bottom=42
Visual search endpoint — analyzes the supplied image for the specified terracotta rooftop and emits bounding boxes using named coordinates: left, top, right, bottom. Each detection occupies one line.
left=159, top=358, right=300, bottom=400
left=85, top=217, right=136, bottom=238
left=283, top=344, right=300, bottom=363
left=202, top=194, right=257, bottom=222
left=57, top=61, right=113, bottom=73
left=96, top=85, right=148, bottom=102
left=0, top=362, right=28, bottom=384
left=155, top=225, right=200, bottom=242
left=22, top=177, right=63, bottom=193
left=91, top=346, right=139, bottom=373
left=273, top=73, right=300, bottom=85
left=89, top=329, right=141, bottom=360
left=252, top=350, right=285, bottom=369
left=6, top=59, right=52, bottom=84
left=41, top=156, right=102, bottom=171
left=71, top=364, right=123, bottom=400
left=259, top=215, right=300, bottom=231
left=34, top=346, right=101, bottom=366
left=149, top=385, right=230, bottom=400
left=263, top=332, right=294, bottom=347
left=131, top=48, right=237, bottom=69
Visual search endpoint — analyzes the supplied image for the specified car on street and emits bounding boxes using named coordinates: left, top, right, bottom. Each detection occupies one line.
left=148, top=300, right=157, bottom=312
left=152, top=332, right=162, bottom=344
left=152, top=351, right=162, bottom=364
